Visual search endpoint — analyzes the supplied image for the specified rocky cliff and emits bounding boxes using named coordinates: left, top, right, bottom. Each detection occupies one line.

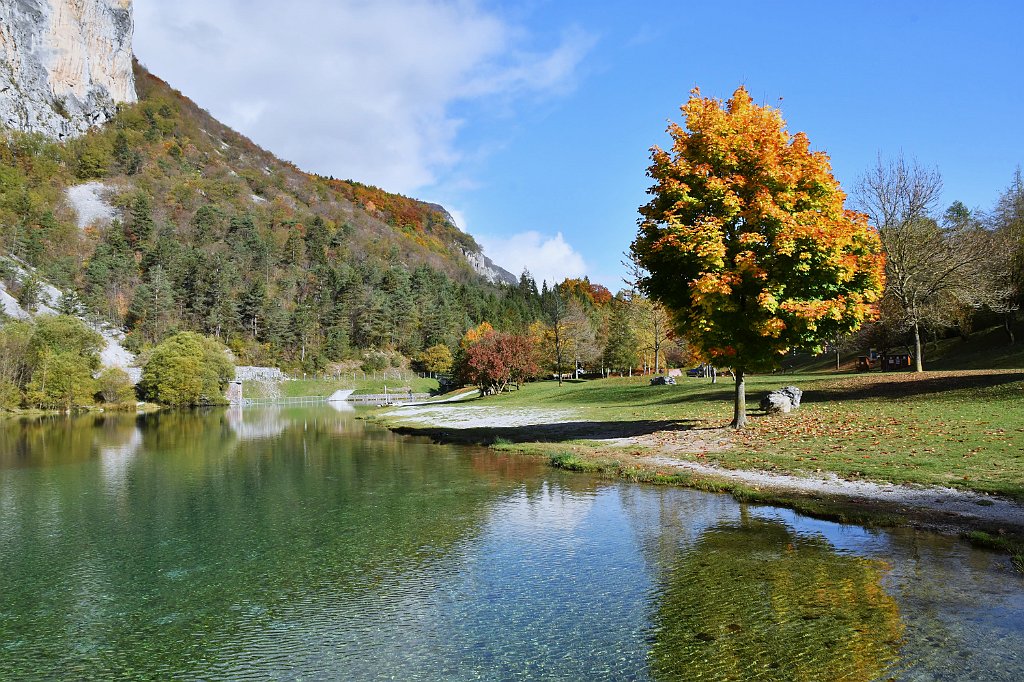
left=0, top=0, right=136, bottom=139
left=458, top=244, right=518, bottom=285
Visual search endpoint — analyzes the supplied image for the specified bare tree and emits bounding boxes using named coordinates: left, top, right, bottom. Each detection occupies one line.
left=564, top=299, right=599, bottom=377
left=622, top=253, right=672, bottom=374
left=541, top=282, right=568, bottom=386
left=856, top=154, right=943, bottom=234
left=985, top=169, right=1024, bottom=342
left=629, top=296, right=670, bottom=374
left=855, top=155, right=982, bottom=371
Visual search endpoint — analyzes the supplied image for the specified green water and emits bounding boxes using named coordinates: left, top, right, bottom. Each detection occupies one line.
left=1, top=406, right=1022, bottom=680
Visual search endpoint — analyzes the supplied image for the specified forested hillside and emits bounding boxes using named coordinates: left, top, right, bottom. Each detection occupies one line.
left=0, top=61, right=531, bottom=371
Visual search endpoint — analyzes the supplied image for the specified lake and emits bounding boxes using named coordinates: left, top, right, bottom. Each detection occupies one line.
left=1, top=405, right=1022, bottom=680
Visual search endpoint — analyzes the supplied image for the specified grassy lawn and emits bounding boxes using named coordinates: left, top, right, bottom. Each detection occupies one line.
left=781, top=322, right=1024, bottom=374
left=482, top=373, right=838, bottom=422
left=734, top=371, right=1024, bottom=499
left=398, top=370, right=1024, bottom=500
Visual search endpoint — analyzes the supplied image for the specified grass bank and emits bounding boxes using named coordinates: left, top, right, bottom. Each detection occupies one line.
left=375, top=370, right=1024, bottom=563
left=386, top=371, right=1024, bottom=500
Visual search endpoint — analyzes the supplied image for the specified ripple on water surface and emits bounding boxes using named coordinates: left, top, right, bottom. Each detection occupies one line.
left=0, top=407, right=1023, bottom=680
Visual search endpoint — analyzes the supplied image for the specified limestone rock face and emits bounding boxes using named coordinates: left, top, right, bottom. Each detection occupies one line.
left=0, top=0, right=136, bottom=139
left=458, top=244, right=518, bottom=286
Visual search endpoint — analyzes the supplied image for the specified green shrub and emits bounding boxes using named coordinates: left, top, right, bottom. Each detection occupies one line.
left=549, top=453, right=607, bottom=473
left=417, top=344, right=453, bottom=374
left=97, top=366, right=136, bottom=405
left=361, top=351, right=388, bottom=372
left=24, top=351, right=96, bottom=410
left=0, top=379, right=21, bottom=410
left=139, top=332, right=233, bottom=406
left=29, top=315, right=103, bottom=369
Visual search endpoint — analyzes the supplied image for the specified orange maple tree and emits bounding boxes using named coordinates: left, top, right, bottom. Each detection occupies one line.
left=631, top=87, right=885, bottom=428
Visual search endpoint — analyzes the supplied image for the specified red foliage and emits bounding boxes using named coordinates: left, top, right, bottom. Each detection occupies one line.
left=322, top=177, right=448, bottom=234
left=463, top=331, right=539, bottom=394
left=561, top=277, right=613, bottom=306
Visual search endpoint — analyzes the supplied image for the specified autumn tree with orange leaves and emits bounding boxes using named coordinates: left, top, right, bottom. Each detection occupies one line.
left=631, top=87, right=884, bottom=428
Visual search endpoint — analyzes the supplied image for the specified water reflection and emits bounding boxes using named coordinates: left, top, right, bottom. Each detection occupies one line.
left=98, top=422, right=141, bottom=489
left=0, top=408, right=1022, bottom=679
left=648, top=516, right=903, bottom=681
left=224, top=405, right=288, bottom=441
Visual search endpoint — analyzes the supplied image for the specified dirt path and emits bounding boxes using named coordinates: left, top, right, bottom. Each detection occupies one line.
left=384, top=404, right=578, bottom=428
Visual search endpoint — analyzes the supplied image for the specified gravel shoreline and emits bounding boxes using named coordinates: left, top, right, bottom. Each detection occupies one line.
left=641, top=453, right=1024, bottom=529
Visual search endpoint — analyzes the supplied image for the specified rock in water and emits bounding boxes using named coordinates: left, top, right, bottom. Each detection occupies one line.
left=0, top=0, right=137, bottom=139
left=760, top=386, right=803, bottom=414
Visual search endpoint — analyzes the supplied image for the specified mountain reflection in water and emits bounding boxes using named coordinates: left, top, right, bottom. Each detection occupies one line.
left=0, top=406, right=1022, bottom=680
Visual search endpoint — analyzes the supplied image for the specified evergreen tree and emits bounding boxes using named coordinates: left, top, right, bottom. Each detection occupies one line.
left=239, top=278, right=267, bottom=339
left=304, top=216, right=330, bottom=267
left=56, top=290, right=82, bottom=317
left=113, top=130, right=141, bottom=175
left=16, top=275, right=41, bottom=313
left=127, top=193, right=154, bottom=247
left=604, top=299, right=640, bottom=373
left=191, top=205, right=225, bottom=245
left=128, top=265, right=177, bottom=344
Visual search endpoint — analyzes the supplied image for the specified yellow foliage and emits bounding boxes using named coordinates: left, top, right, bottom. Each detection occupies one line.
left=633, top=86, right=885, bottom=371
left=460, top=321, right=494, bottom=349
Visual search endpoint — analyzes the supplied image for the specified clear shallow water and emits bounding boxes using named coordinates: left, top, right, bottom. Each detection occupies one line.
left=0, top=406, right=1022, bottom=680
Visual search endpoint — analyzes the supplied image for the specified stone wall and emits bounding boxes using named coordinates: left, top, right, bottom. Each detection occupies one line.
left=235, top=366, right=286, bottom=382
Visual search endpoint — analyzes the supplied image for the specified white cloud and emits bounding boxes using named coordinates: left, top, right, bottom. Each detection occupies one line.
left=476, top=231, right=588, bottom=286
left=445, top=208, right=469, bottom=232
left=133, top=1, right=593, bottom=194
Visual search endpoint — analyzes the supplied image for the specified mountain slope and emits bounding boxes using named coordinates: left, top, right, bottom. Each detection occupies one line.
left=0, top=60, right=534, bottom=371
left=124, top=64, right=515, bottom=286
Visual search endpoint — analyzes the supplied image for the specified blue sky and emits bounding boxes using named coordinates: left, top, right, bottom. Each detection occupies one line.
left=135, top=1, right=1024, bottom=290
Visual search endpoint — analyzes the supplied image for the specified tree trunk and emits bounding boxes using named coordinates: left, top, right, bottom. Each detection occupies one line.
left=912, top=320, right=923, bottom=372
left=556, top=344, right=563, bottom=386
left=730, top=367, right=746, bottom=429
left=1005, top=313, right=1016, bottom=345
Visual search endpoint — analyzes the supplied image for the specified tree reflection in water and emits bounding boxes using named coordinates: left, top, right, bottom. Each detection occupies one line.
left=650, top=516, right=905, bottom=681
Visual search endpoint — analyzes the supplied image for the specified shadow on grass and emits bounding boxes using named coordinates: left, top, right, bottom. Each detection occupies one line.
left=659, top=388, right=736, bottom=405
left=801, top=371, right=1024, bottom=403
left=392, top=419, right=704, bottom=445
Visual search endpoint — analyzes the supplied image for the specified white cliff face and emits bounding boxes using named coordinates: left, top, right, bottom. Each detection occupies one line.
left=432, top=205, right=518, bottom=285
left=460, top=245, right=518, bottom=286
left=0, top=0, right=136, bottom=139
